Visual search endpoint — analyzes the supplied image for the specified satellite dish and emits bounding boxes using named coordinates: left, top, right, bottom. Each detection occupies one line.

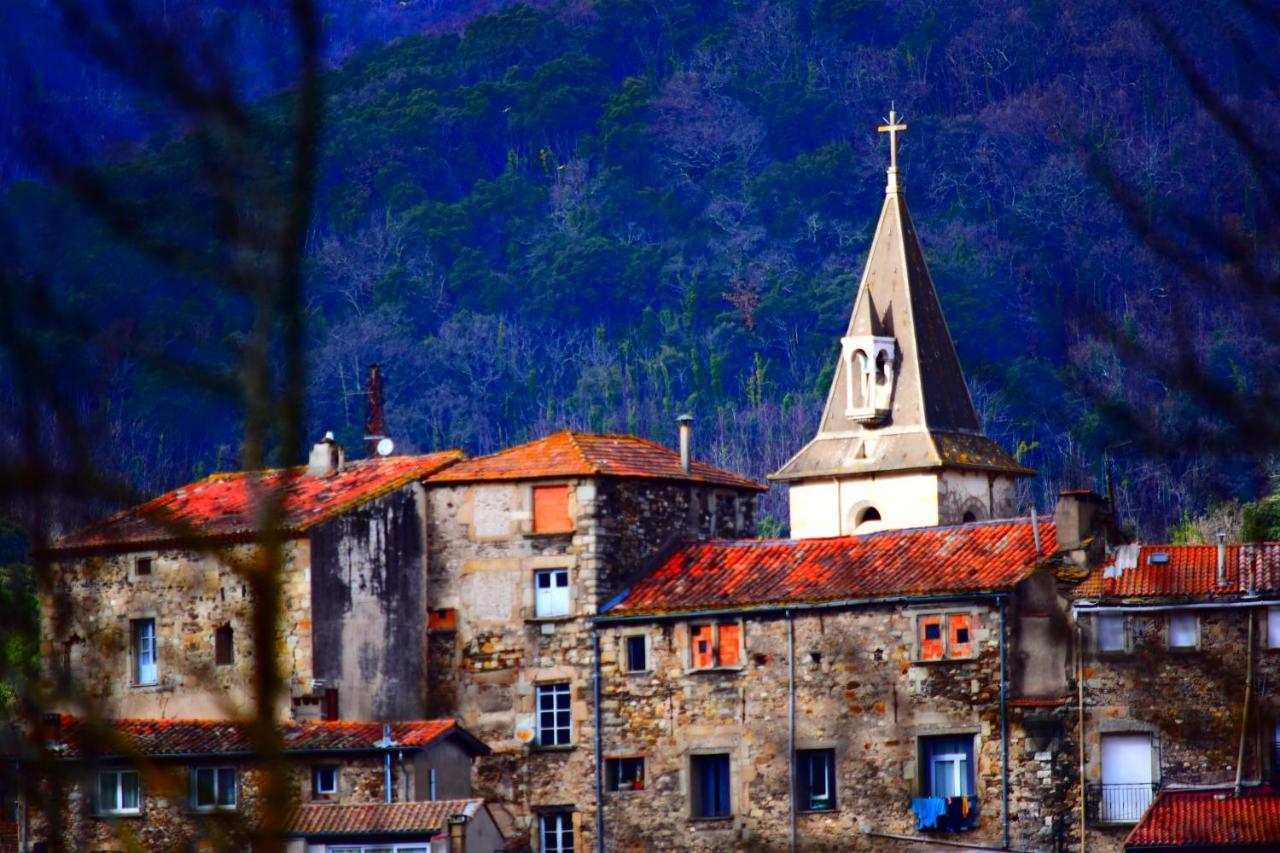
left=376, top=437, right=395, bottom=457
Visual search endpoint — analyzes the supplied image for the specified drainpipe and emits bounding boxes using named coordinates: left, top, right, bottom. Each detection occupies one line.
left=593, top=630, right=605, bottom=853
left=1234, top=609, right=1256, bottom=796
left=787, top=610, right=797, bottom=853
left=1076, top=623, right=1087, bottom=853
left=999, top=596, right=1009, bottom=850
left=1030, top=506, right=1041, bottom=557
left=377, top=723, right=394, bottom=803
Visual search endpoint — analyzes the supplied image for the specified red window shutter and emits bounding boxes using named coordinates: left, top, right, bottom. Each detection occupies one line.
left=691, top=625, right=715, bottom=668
left=920, top=615, right=944, bottom=660
left=949, top=613, right=974, bottom=658
left=717, top=623, right=740, bottom=667
left=533, top=485, right=573, bottom=533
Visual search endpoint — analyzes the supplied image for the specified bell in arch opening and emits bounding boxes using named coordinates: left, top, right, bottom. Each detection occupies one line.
left=842, top=335, right=896, bottom=424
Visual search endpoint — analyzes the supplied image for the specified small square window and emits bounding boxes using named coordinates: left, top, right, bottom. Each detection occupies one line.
left=917, top=613, right=977, bottom=661
left=190, top=766, right=237, bottom=811
left=605, top=756, right=645, bottom=791
left=690, top=753, right=731, bottom=818
left=689, top=622, right=742, bottom=669
left=536, top=683, right=572, bottom=747
left=1168, top=613, right=1198, bottom=649
left=134, top=557, right=152, bottom=577
left=532, top=484, right=573, bottom=533
left=1097, top=614, right=1128, bottom=652
left=534, top=568, right=571, bottom=618
left=796, top=749, right=837, bottom=811
left=97, top=769, right=141, bottom=815
left=624, top=635, right=648, bottom=672
left=312, top=765, right=338, bottom=798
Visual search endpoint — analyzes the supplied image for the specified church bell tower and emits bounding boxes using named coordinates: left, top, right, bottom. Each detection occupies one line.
left=771, top=109, right=1033, bottom=537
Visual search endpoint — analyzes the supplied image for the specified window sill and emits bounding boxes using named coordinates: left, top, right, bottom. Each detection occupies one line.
left=688, top=816, right=734, bottom=824
left=189, top=807, right=238, bottom=814
left=911, top=657, right=978, bottom=665
left=532, top=744, right=578, bottom=753
left=527, top=530, right=574, bottom=538
left=623, top=669, right=652, bottom=676
left=130, top=682, right=166, bottom=691
left=686, top=666, right=744, bottom=674
left=526, top=614, right=576, bottom=624
left=798, top=807, right=839, bottom=815
left=96, top=811, right=142, bottom=819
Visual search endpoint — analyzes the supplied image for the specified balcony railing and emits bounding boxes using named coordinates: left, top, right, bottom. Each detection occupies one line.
left=1086, top=783, right=1157, bottom=824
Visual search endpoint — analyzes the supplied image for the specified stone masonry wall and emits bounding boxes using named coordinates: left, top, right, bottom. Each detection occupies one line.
left=1078, top=606, right=1279, bottom=853
left=42, top=541, right=311, bottom=721
left=599, top=602, right=1078, bottom=852
left=424, top=476, right=758, bottom=846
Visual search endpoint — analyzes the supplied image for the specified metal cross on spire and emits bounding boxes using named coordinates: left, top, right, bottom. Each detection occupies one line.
left=878, top=106, right=908, bottom=171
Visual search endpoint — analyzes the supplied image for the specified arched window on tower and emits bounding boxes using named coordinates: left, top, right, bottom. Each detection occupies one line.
left=853, top=350, right=871, bottom=410
left=857, top=506, right=881, bottom=528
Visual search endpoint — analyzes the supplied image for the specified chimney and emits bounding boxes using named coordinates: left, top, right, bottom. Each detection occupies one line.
left=1055, top=489, right=1108, bottom=567
left=307, top=431, right=345, bottom=476
left=364, top=363, right=388, bottom=457
left=677, top=414, right=694, bottom=472
left=447, top=814, right=468, bottom=853
left=1217, top=531, right=1228, bottom=586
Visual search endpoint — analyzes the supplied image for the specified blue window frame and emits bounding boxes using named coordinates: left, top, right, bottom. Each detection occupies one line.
left=921, top=735, right=974, bottom=798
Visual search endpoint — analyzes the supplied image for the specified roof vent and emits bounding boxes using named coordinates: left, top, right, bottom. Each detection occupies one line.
left=1149, top=552, right=1169, bottom=565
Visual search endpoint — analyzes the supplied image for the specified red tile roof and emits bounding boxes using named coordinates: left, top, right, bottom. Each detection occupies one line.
left=604, top=518, right=1056, bottom=616
left=428, top=430, right=764, bottom=491
left=1126, top=785, right=1280, bottom=847
left=46, top=717, right=484, bottom=759
left=287, top=799, right=484, bottom=837
left=51, top=452, right=463, bottom=554
left=1075, top=543, right=1280, bottom=600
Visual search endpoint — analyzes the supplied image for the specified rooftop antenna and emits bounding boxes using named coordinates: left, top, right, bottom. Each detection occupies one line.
left=364, top=364, right=394, bottom=457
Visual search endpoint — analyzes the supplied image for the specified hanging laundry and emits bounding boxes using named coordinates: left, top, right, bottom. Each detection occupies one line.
left=912, top=797, right=947, bottom=830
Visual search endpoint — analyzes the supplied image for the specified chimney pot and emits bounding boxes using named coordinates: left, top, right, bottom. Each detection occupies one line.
left=308, top=432, right=345, bottom=476
left=676, top=414, right=694, bottom=473
left=1217, top=531, right=1228, bottom=586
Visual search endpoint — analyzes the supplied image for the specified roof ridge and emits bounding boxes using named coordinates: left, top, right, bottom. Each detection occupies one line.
left=562, top=430, right=604, bottom=475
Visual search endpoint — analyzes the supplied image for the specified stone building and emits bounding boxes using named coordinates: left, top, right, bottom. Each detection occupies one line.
left=27, top=716, right=497, bottom=851
left=41, top=447, right=463, bottom=722
left=1071, top=542, right=1280, bottom=852
left=420, top=430, right=765, bottom=845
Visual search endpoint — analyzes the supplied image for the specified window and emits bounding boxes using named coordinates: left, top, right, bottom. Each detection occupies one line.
left=1097, top=614, right=1128, bottom=652
left=536, top=683, right=572, bottom=747
left=1099, top=733, right=1154, bottom=823
left=534, top=569, right=571, bottom=618
left=134, top=556, right=152, bottom=577
left=1269, top=607, right=1280, bottom=649
left=214, top=625, right=234, bottom=666
left=1168, top=613, right=1198, bottom=649
left=796, top=749, right=836, bottom=811
left=190, top=767, right=237, bottom=811
left=917, top=613, right=976, bottom=661
left=689, top=622, right=741, bottom=669
left=624, top=635, right=648, bottom=672
left=131, top=618, right=157, bottom=685
left=532, top=484, right=573, bottom=533
left=97, top=769, right=140, bottom=815
left=540, top=812, right=573, bottom=853
left=920, top=735, right=974, bottom=799
left=690, top=753, right=731, bottom=818
left=606, top=756, right=645, bottom=791
left=856, top=506, right=881, bottom=528
left=312, top=765, right=338, bottom=798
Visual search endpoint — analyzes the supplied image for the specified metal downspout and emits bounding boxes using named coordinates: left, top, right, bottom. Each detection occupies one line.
left=594, top=630, right=606, bottom=853
left=999, top=595, right=1009, bottom=850
left=382, top=723, right=392, bottom=803
left=787, top=610, right=797, bottom=853
left=1077, top=623, right=1087, bottom=853
left=1235, top=609, right=1256, bottom=796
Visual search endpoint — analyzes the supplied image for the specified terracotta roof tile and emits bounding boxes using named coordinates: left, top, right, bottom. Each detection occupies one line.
left=47, top=717, right=475, bottom=759
left=429, top=431, right=764, bottom=491
left=52, top=452, right=463, bottom=554
left=287, top=799, right=483, bottom=837
left=604, top=518, right=1056, bottom=616
left=1126, top=785, right=1280, bottom=847
left=1075, top=543, right=1280, bottom=600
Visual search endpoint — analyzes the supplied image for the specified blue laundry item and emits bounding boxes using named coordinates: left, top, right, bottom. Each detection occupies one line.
left=912, top=796, right=947, bottom=830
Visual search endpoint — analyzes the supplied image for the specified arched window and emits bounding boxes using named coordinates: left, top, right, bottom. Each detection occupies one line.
left=853, top=350, right=871, bottom=408
left=962, top=511, right=977, bottom=523
left=857, top=506, right=882, bottom=527
left=875, top=350, right=888, bottom=385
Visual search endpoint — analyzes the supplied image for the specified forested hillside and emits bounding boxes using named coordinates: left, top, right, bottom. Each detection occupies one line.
left=3, top=0, right=1276, bottom=537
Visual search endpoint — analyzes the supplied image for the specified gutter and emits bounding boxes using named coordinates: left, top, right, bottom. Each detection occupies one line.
left=595, top=591, right=1016, bottom=626
left=999, top=595, right=1009, bottom=850
left=1073, top=600, right=1274, bottom=613
left=787, top=610, right=796, bottom=853
left=593, top=630, right=605, bottom=853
